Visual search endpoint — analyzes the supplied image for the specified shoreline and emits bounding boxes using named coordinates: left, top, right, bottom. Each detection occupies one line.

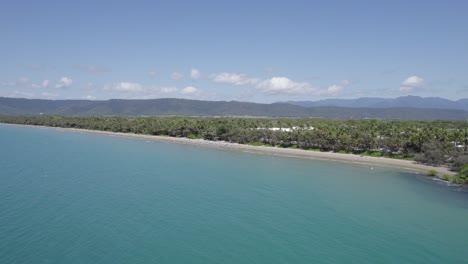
left=1, top=123, right=456, bottom=176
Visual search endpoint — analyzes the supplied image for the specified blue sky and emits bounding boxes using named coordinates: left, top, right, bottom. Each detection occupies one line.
left=1, top=0, right=467, bottom=102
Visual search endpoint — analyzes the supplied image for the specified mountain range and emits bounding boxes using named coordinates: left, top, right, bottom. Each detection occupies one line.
left=0, top=96, right=467, bottom=120
left=283, top=96, right=468, bottom=111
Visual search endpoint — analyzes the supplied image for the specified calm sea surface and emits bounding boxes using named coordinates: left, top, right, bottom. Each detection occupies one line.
left=1, top=124, right=468, bottom=263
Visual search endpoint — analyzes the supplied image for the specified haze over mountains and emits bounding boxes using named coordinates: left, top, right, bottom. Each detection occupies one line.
left=284, top=96, right=468, bottom=111
left=1, top=96, right=468, bottom=120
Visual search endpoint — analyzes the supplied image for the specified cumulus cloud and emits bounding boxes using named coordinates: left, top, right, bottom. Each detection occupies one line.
left=109, top=82, right=144, bottom=92
left=210, top=72, right=260, bottom=86
left=320, top=80, right=351, bottom=96
left=160, top=87, right=178, bottom=93
left=256, top=77, right=312, bottom=95
left=190, top=68, right=201, bottom=80
left=209, top=72, right=349, bottom=97
left=180, top=86, right=199, bottom=95
left=55, top=77, right=73, bottom=89
left=171, top=72, right=184, bottom=80
left=85, top=95, right=97, bottom=100
left=325, top=84, right=344, bottom=95
left=101, top=82, right=207, bottom=99
left=32, top=80, right=50, bottom=88
left=400, top=75, right=424, bottom=92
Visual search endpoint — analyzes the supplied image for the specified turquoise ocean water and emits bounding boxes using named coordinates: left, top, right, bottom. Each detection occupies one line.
left=1, top=124, right=468, bottom=263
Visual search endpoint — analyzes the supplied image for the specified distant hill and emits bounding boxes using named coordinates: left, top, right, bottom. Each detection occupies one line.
left=1, top=97, right=468, bottom=120
left=284, top=96, right=468, bottom=111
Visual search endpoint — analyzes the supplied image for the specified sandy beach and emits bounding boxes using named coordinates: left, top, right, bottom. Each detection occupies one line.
left=2, top=123, right=456, bottom=176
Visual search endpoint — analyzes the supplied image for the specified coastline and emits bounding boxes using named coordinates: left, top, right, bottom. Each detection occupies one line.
left=1, top=123, right=456, bottom=176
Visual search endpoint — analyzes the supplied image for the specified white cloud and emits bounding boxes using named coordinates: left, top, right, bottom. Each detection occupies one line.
left=110, top=82, right=144, bottom=92
left=256, top=77, right=312, bottom=95
left=55, top=77, right=73, bottom=89
left=85, top=95, right=96, bottom=100
left=171, top=72, right=184, bottom=80
left=41, top=80, right=50, bottom=88
left=210, top=72, right=260, bottom=86
left=402, top=75, right=424, bottom=87
left=400, top=86, right=412, bottom=92
left=160, top=87, right=178, bottom=93
left=209, top=72, right=350, bottom=97
left=400, top=75, right=424, bottom=92
left=326, top=85, right=343, bottom=95
left=180, top=86, right=199, bottom=95
left=321, top=80, right=351, bottom=96
left=101, top=82, right=207, bottom=99
left=32, top=80, right=50, bottom=88
left=190, top=68, right=202, bottom=80
left=1, top=77, right=51, bottom=89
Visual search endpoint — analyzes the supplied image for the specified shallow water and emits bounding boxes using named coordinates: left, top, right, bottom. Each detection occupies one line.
left=1, top=124, right=467, bottom=263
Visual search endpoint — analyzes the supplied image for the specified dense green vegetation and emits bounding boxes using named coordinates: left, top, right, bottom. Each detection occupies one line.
left=1, top=115, right=467, bottom=182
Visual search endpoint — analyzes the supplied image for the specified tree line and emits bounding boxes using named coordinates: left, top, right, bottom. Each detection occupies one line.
left=1, top=115, right=467, bottom=181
